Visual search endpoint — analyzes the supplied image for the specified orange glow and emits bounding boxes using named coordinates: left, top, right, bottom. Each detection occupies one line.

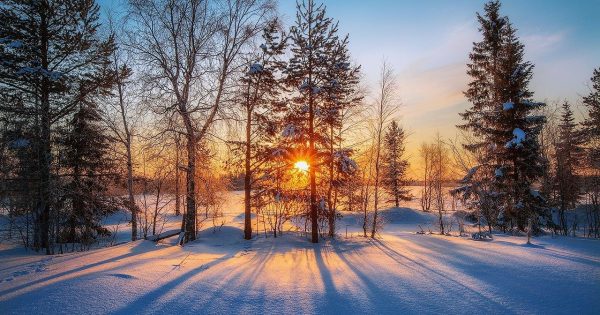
left=294, top=160, right=309, bottom=172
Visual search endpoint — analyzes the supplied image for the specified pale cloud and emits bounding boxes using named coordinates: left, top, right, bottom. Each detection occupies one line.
left=522, top=30, right=568, bottom=56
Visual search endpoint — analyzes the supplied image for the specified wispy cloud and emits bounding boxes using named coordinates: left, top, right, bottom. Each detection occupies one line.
left=522, top=30, right=568, bottom=55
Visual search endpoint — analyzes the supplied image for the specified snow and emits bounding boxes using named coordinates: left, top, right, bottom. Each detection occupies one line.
left=9, top=138, right=29, bottom=149
left=336, top=62, right=350, bottom=70
left=8, top=40, right=23, bottom=49
left=17, top=66, right=62, bottom=81
left=505, top=128, right=526, bottom=148
left=502, top=102, right=514, bottom=111
left=495, top=167, right=503, bottom=177
left=462, top=165, right=480, bottom=182
left=335, top=150, right=358, bottom=174
left=249, top=63, right=263, bottom=74
left=1, top=191, right=599, bottom=314
left=530, top=189, right=545, bottom=202
left=299, top=80, right=310, bottom=91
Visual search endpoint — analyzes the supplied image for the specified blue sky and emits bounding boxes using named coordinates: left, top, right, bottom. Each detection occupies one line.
left=278, top=1, right=600, bottom=147
left=98, top=0, right=600, bottom=171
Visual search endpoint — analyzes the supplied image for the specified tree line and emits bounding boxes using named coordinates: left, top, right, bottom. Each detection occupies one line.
left=450, top=0, right=599, bottom=240
left=1, top=0, right=598, bottom=255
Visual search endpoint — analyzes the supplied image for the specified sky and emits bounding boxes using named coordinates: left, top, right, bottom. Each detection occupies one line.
left=276, top=0, right=600, bottom=176
left=98, top=0, right=600, bottom=176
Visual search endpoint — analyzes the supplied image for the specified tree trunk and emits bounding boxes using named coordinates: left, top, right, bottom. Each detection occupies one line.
left=309, top=114, right=318, bottom=243
left=244, top=103, right=252, bottom=240
left=152, top=183, right=161, bottom=236
left=327, top=126, right=335, bottom=238
left=113, top=51, right=137, bottom=242
left=184, top=133, right=197, bottom=243
left=37, top=7, right=51, bottom=254
left=526, top=217, right=532, bottom=244
left=371, top=127, right=383, bottom=238
left=175, top=139, right=181, bottom=216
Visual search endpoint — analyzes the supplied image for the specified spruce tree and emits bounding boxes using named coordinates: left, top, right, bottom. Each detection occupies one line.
left=582, top=68, right=600, bottom=168
left=553, top=102, right=585, bottom=235
left=238, top=19, right=287, bottom=240
left=0, top=0, right=116, bottom=253
left=458, top=0, right=547, bottom=234
left=322, top=35, right=361, bottom=237
left=285, top=0, right=339, bottom=243
left=382, top=120, right=411, bottom=208
left=62, top=100, right=116, bottom=247
left=581, top=68, right=600, bottom=237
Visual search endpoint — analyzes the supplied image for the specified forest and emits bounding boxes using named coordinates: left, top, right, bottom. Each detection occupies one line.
left=0, top=0, right=599, bottom=314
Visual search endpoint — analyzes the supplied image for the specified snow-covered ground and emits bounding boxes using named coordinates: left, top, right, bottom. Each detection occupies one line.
left=1, top=191, right=599, bottom=314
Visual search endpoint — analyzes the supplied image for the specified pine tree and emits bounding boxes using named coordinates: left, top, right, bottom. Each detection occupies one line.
left=553, top=102, right=585, bottom=235
left=582, top=68, right=600, bottom=168
left=285, top=0, right=339, bottom=243
left=322, top=35, right=361, bottom=238
left=581, top=68, right=600, bottom=237
left=458, top=0, right=547, bottom=235
left=382, top=120, right=411, bottom=208
left=238, top=19, right=287, bottom=240
left=0, top=0, right=116, bottom=253
left=62, top=100, right=116, bottom=247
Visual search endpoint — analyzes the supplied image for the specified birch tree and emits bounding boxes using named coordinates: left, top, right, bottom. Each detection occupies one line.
left=371, top=61, right=399, bottom=238
left=127, top=0, right=274, bottom=243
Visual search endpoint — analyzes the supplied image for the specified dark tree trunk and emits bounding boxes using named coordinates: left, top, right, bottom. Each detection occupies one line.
left=175, top=140, right=181, bottom=216
left=37, top=7, right=52, bottom=254
left=244, top=104, right=252, bottom=240
left=184, top=135, right=197, bottom=242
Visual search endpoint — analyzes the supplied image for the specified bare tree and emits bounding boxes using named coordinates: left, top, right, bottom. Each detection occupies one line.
left=103, top=18, right=142, bottom=241
left=431, top=133, right=449, bottom=234
left=370, top=61, right=399, bottom=238
left=419, top=142, right=434, bottom=211
left=127, top=0, right=274, bottom=243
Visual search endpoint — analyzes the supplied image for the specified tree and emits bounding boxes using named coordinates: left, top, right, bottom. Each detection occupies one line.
left=62, top=100, right=116, bottom=248
left=581, top=68, right=600, bottom=238
left=238, top=19, right=287, bottom=240
left=370, top=61, right=399, bottom=238
left=285, top=0, right=339, bottom=243
left=322, top=34, right=362, bottom=238
left=431, top=133, right=449, bottom=234
left=582, top=68, right=600, bottom=162
left=457, top=0, right=547, bottom=237
left=127, top=0, right=274, bottom=243
left=419, top=142, right=434, bottom=212
left=102, top=18, right=141, bottom=241
left=553, top=102, right=585, bottom=235
left=382, top=120, right=410, bottom=208
left=449, top=133, right=500, bottom=235
left=0, top=0, right=117, bottom=253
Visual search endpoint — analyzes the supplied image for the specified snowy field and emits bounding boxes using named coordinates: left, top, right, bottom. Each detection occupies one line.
left=1, top=191, right=599, bottom=314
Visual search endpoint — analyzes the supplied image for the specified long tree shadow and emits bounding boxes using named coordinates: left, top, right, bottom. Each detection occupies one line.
left=110, top=250, right=240, bottom=314
left=490, top=239, right=600, bottom=266
left=331, top=241, right=404, bottom=314
left=371, top=238, right=514, bottom=313
left=0, top=240, right=157, bottom=298
left=186, top=241, right=276, bottom=310
left=312, top=243, right=353, bottom=312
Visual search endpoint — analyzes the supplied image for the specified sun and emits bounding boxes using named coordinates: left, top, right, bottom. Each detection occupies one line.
left=294, top=160, right=309, bottom=172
